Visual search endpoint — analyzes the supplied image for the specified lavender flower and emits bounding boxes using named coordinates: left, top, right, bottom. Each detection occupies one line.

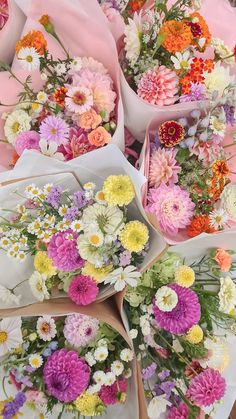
left=142, top=363, right=157, bottom=380
left=119, top=250, right=132, bottom=267
left=46, top=186, right=62, bottom=209
left=158, top=369, right=170, bottom=381
left=73, top=191, right=86, bottom=209
left=180, top=83, right=206, bottom=102
left=223, top=104, right=236, bottom=125
left=39, top=115, right=69, bottom=145
left=65, top=207, right=79, bottom=222
left=3, top=392, right=26, bottom=419
left=159, top=380, right=176, bottom=399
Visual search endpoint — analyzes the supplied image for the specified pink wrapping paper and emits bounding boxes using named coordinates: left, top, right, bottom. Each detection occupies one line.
left=0, top=0, right=25, bottom=64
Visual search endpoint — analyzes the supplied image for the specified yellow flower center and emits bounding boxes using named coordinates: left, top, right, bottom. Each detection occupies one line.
left=40, top=322, right=50, bottom=333
left=0, top=331, right=8, bottom=344
left=12, top=121, right=20, bottom=133
left=97, top=191, right=105, bottom=200
left=162, top=295, right=172, bottom=305
left=51, top=128, right=57, bottom=135
left=90, top=235, right=100, bottom=245
left=31, top=358, right=40, bottom=367
left=26, top=55, right=33, bottom=63
left=180, top=60, right=189, bottom=69
left=73, top=91, right=86, bottom=105
left=36, top=282, right=43, bottom=292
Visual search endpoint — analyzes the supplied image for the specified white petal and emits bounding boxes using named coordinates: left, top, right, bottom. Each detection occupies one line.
left=114, top=280, right=126, bottom=292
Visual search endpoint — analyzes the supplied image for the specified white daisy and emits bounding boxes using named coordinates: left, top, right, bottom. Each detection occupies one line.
left=87, top=231, right=104, bottom=248
left=0, top=237, right=12, bottom=249
left=155, top=286, right=178, bottom=312
left=95, top=190, right=107, bottom=205
left=111, top=360, right=124, bottom=376
left=71, top=220, right=83, bottom=233
left=0, top=317, right=22, bottom=357
left=0, top=285, right=21, bottom=305
left=37, top=91, right=48, bottom=103
left=29, top=271, right=49, bottom=302
left=4, top=109, right=31, bottom=145
left=29, top=354, right=43, bottom=369
left=65, top=86, right=93, bottom=114
left=18, top=47, right=40, bottom=71
left=58, top=205, right=69, bottom=217
left=16, top=252, right=27, bottom=262
left=120, top=348, right=134, bottom=362
left=85, top=351, right=96, bottom=366
left=104, top=371, right=116, bottom=386
left=54, top=63, right=67, bottom=76
left=124, top=13, right=142, bottom=66
left=104, top=265, right=141, bottom=292
left=31, top=102, right=43, bottom=114
left=39, top=139, right=65, bottom=160
left=94, top=346, right=109, bottom=362
left=171, top=51, right=192, bottom=71
left=209, top=208, right=229, bottom=229
left=82, top=203, right=124, bottom=236
left=36, top=316, right=57, bottom=341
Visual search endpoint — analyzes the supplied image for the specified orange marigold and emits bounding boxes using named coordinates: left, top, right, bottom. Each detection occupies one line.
left=159, top=20, right=193, bottom=53
left=190, top=12, right=211, bottom=51
left=204, top=59, right=215, bottom=73
left=180, top=74, right=192, bottom=94
left=15, top=30, right=47, bottom=56
left=187, top=215, right=216, bottom=238
left=212, top=160, right=230, bottom=179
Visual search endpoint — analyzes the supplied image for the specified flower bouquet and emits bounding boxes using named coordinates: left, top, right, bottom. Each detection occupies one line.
left=0, top=0, right=124, bottom=170
left=0, top=297, right=144, bottom=419
left=118, top=0, right=236, bottom=140
left=124, top=230, right=236, bottom=418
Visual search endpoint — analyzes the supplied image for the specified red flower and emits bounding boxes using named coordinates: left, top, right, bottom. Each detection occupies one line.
left=54, top=87, right=68, bottom=106
left=187, top=215, right=216, bottom=238
left=158, top=120, right=185, bottom=148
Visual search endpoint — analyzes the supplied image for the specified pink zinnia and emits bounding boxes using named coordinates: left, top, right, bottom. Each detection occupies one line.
left=137, top=65, right=179, bottom=106
left=65, top=86, right=93, bottom=114
left=147, top=183, right=195, bottom=235
left=43, top=349, right=90, bottom=402
left=48, top=230, right=84, bottom=272
left=63, top=313, right=99, bottom=347
left=60, top=126, right=96, bottom=160
left=39, top=115, right=69, bottom=145
left=167, top=403, right=189, bottom=419
left=149, top=148, right=181, bottom=188
left=190, top=140, right=222, bottom=167
left=68, top=275, right=99, bottom=305
left=187, top=369, right=226, bottom=407
left=153, top=284, right=201, bottom=334
left=99, top=377, right=127, bottom=405
left=15, top=130, right=40, bottom=156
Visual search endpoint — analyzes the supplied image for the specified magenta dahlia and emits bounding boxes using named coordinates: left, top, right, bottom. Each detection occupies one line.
left=43, top=349, right=90, bottom=402
left=147, top=183, right=195, bottom=235
left=149, top=148, right=181, bottom=188
left=99, top=377, right=127, bottom=405
left=63, top=313, right=99, bottom=347
left=68, top=275, right=99, bottom=305
left=137, top=65, right=179, bottom=106
left=15, top=130, right=40, bottom=156
left=187, top=369, right=226, bottom=407
left=167, top=403, right=189, bottom=419
left=153, top=284, right=201, bottom=334
left=48, top=230, right=84, bottom=272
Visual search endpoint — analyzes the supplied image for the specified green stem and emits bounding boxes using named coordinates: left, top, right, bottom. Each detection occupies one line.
left=2, top=376, right=9, bottom=399
left=11, top=278, right=29, bottom=292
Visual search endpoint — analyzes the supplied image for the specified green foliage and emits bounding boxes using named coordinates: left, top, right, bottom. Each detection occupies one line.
left=180, top=340, right=209, bottom=359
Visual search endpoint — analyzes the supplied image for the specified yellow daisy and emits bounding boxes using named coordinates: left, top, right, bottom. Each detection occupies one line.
left=119, top=221, right=149, bottom=253
left=103, top=175, right=135, bottom=206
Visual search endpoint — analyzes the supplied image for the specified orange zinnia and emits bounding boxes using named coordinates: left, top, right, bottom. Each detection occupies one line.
left=54, top=87, right=68, bottom=106
left=159, top=20, right=193, bottom=53
left=187, top=215, right=216, bottom=238
left=212, top=160, right=230, bottom=179
left=15, top=30, right=47, bottom=56
left=190, top=12, right=211, bottom=51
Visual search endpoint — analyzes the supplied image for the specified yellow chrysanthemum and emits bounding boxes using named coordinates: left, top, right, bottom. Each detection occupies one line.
left=185, top=325, right=203, bottom=344
left=75, top=392, right=104, bottom=416
left=34, top=251, right=56, bottom=278
left=103, top=175, right=135, bottom=206
left=82, top=262, right=113, bottom=283
left=119, top=221, right=149, bottom=253
left=175, top=265, right=195, bottom=288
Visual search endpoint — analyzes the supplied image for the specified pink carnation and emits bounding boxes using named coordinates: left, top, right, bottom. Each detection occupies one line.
left=15, top=131, right=40, bottom=156
left=99, top=377, right=127, bottom=405
left=187, top=369, right=226, bottom=407
left=71, top=68, right=116, bottom=121
left=68, top=275, right=99, bottom=305
left=48, top=230, right=84, bottom=272
left=147, top=183, right=195, bottom=235
left=137, top=65, right=179, bottom=106
left=149, top=148, right=181, bottom=187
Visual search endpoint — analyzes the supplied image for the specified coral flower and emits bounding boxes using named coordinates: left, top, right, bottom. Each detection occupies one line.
left=187, top=215, right=216, bottom=237
left=16, top=30, right=47, bottom=56
left=54, top=87, right=68, bottom=106
left=212, top=160, right=230, bottom=179
left=78, top=109, right=102, bottom=130
left=160, top=20, right=193, bottom=53
left=214, top=249, right=232, bottom=272
left=158, top=121, right=185, bottom=148
left=88, top=126, right=111, bottom=147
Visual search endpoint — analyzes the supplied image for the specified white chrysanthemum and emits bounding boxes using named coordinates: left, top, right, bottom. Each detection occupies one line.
left=147, top=396, right=171, bottom=419
left=93, top=370, right=106, bottom=385
left=18, top=47, right=40, bottom=71
left=218, top=276, right=236, bottom=314
left=171, top=51, right=192, bottom=71
left=0, top=285, right=21, bottom=306
left=82, top=203, right=124, bottom=236
left=39, top=139, right=65, bottom=160
left=124, top=12, right=142, bottom=66
left=204, top=64, right=234, bottom=97
left=94, top=346, right=109, bottom=362
left=104, top=265, right=141, bottom=292
left=54, top=63, right=67, bottom=76
left=210, top=115, right=226, bottom=137
left=0, top=317, right=22, bottom=357
left=105, top=371, right=116, bottom=386
left=36, top=316, right=57, bottom=341
left=199, top=337, right=229, bottom=372
left=120, top=348, right=134, bottom=362
left=155, top=286, right=178, bottom=312
left=111, top=360, right=124, bottom=376
left=124, top=368, right=132, bottom=379
left=69, top=56, right=83, bottom=72
left=4, top=109, right=31, bottom=144
left=220, top=183, right=236, bottom=221
left=85, top=351, right=96, bottom=366
left=129, top=329, right=138, bottom=339
left=87, top=384, right=102, bottom=394
left=29, top=354, right=43, bottom=369
left=209, top=208, right=229, bottom=229
left=37, top=91, right=48, bottom=103
left=211, top=38, right=234, bottom=66
left=29, top=272, right=49, bottom=302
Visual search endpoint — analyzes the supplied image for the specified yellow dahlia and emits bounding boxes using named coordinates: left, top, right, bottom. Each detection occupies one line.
left=34, top=251, right=57, bottom=278
left=103, top=175, right=135, bottom=206
left=175, top=265, right=195, bottom=288
left=185, top=325, right=203, bottom=344
left=119, top=221, right=149, bottom=253
left=75, top=392, right=104, bottom=416
left=82, top=262, right=113, bottom=283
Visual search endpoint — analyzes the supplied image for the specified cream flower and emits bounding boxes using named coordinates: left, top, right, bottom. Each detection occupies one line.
left=220, top=183, right=236, bottom=221
left=0, top=285, right=21, bottom=306
left=147, top=396, right=171, bottom=419
left=81, top=203, right=124, bottom=236
left=104, top=265, right=141, bottom=292
left=4, top=109, right=31, bottom=144
left=77, top=235, right=104, bottom=266
left=94, top=346, right=108, bottom=362
left=111, top=360, right=124, bottom=376
left=39, top=139, right=65, bottom=160
left=124, top=12, right=142, bottom=66
left=204, top=64, right=234, bottom=97
left=29, top=271, right=50, bottom=302
left=199, top=337, right=229, bottom=372
left=155, top=286, right=178, bottom=312
left=18, top=47, right=40, bottom=71
left=211, top=38, right=234, bottom=66
left=218, top=276, right=236, bottom=314
left=120, top=348, right=134, bottom=362
left=0, top=317, right=22, bottom=357
left=210, top=115, right=226, bottom=137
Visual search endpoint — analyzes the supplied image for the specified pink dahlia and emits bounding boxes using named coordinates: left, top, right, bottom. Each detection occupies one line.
left=60, top=126, right=96, bottom=160
left=99, top=376, right=127, bottom=405
left=63, top=313, right=99, bottom=347
left=167, top=403, right=189, bottom=419
left=147, top=183, right=195, bottom=235
left=71, top=68, right=116, bottom=121
left=187, top=369, right=226, bottom=407
left=48, top=230, right=84, bottom=272
left=153, top=284, right=201, bottom=334
left=190, top=140, right=222, bottom=167
left=68, top=275, right=99, bottom=305
left=15, top=130, right=40, bottom=156
left=149, top=148, right=181, bottom=188
left=137, top=65, right=179, bottom=106
left=43, top=349, right=90, bottom=402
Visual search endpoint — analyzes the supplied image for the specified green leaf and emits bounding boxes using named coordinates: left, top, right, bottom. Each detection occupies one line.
left=155, top=33, right=167, bottom=51
left=180, top=340, right=208, bottom=359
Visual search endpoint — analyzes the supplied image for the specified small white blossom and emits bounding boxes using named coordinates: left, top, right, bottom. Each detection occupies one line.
left=120, top=348, right=134, bottom=362
left=129, top=329, right=138, bottom=339
left=111, top=360, right=124, bottom=376
left=94, top=346, right=109, bottom=362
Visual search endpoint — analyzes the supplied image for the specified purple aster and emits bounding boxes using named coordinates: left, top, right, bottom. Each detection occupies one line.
left=223, top=104, right=236, bottom=125
left=46, top=185, right=62, bottom=209
left=142, top=363, right=157, bottom=380
left=119, top=250, right=132, bottom=267
left=180, top=83, right=206, bottom=103
left=65, top=207, right=80, bottom=222
left=73, top=191, right=86, bottom=209
left=39, top=115, right=69, bottom=145
left=3, top=392, right=26, bottom=419
left=48, top=229, right=84, bottom=272
left=158, top=369, right=170, bottom=381
left=15, top=130, right=40, bottom=156
left=153, top=284, right=201, bottom=335
left=63, top=313, right=99, bottom=347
